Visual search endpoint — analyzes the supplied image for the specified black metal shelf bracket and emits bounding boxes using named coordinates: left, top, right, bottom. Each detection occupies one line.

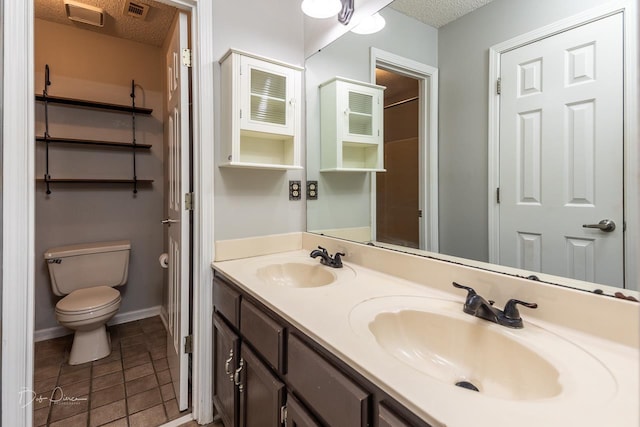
left=43, top=64, right=52, bottom=195
left=131, top=79, right=138, bottom=194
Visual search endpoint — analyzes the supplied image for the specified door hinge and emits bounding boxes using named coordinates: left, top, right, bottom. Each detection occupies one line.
left=184, top=335, right=193, bottom=354
left=182, top=48, right=192, bottom=68
left=418, top=209, right=423, bottom=218
left=280, top=405, right=288, bottom=425
left=496, top=187, right=500, bottom=204
left=185, top=192, right=194, bottom=211
left=496, top=77, right=501, bottom=95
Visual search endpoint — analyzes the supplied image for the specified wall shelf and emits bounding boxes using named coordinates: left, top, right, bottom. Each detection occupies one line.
left=37, top=178, right=154, bottom=184
left=36, top=136, right=152, bottom=149
left=35, top=94, right=153, bottom=115
left=37, top=64, right=153, bottom=194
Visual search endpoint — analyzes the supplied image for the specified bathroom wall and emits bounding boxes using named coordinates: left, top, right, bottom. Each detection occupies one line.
left=34, top=19, right=165, bottom=333
left=212, top=0, right=306, bottom=240
left=305, top=7, right=438, bottom=233
left=438, top=0, right=615, bottom=262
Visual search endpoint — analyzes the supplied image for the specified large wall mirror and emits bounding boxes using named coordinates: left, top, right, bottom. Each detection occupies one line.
left=305, top=0, right=638, bottom=296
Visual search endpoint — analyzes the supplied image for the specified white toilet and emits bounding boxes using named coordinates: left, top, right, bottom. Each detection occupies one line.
left=44, top=240, right=131, bottom=365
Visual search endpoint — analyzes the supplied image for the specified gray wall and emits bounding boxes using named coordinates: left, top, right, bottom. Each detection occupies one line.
left=437, top=0, right=613, bottom=261
left=305, top=7, right=438, bottom=232
left=212, top=0, right=306, bottom=240
left=34, top=20, right=165, bottom=331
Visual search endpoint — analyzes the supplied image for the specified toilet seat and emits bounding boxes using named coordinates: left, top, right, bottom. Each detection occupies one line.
left=56, top=286, right=121, bottom=316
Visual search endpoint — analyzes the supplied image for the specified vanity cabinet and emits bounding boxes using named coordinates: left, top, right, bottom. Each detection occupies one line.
left=212, top=273, right=432, bottom=427
left=219, top=49, right=303, bottom=170
left=320, top=77, right=385, bottom=172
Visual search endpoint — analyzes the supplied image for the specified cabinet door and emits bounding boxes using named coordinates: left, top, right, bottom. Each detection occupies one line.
left=339, top=81, right=382, bottom=144
left=240, top=56, right=298, bottom=136
left=213, top=314, right=240, bottom=427
left=285, top=393, right=321, bottom=427
left=239, top=344, right=285, bottom=427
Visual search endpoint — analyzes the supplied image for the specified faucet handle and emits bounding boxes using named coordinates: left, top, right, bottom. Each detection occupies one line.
left=503, top=299, right=538, bottom=320
left=452, top=282, right=477, bottom=297
left=332, top=252, right=345, bottom=267
left=317, top=246, right=328, bottom=254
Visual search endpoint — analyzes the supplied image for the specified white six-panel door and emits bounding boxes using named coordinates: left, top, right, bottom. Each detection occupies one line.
left=164, top=11, right=191, bottom=411
left=498, top=13, right=624, bottom=286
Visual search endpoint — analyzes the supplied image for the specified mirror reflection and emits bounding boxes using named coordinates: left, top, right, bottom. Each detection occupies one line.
left=305, top=0, right=638, bottom=295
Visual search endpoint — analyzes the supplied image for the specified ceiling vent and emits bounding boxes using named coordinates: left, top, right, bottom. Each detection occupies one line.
left=124, top=1, right=151, bottom=20
left=64, top=0, right=105, bottom=27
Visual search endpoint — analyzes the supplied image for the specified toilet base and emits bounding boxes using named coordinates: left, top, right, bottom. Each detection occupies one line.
left=68, top=325, right=112, bottom=365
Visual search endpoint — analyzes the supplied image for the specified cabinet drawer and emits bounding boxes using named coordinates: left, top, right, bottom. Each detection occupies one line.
left=213, top=276, right=241, bottom=329
left=287, top=334, right=370, bottom=427
left=240, top=299, right=286, bottom=374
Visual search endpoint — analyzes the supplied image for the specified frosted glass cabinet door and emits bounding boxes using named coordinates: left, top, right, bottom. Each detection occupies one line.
left=340, top=82, right=381, bottom=144
left=240, top=56, right=297, bottom=136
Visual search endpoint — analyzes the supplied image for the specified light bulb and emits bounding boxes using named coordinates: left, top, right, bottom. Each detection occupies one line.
left=301, top=0, right=342, bottom=19
left=351, top=13, right=386, bottom=34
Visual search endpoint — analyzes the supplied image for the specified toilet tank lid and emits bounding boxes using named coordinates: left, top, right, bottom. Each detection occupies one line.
left=44, top=240, right=131, bottom=259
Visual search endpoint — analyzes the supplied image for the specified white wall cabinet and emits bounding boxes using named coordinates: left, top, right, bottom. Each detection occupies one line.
left=219, top=49, right=303, bottom=170
left=320, top=77, right=385, bottom=172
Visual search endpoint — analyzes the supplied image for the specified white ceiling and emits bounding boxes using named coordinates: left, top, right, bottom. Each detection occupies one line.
left=34, top=0, right=495, bottom=48
left=34, top=0, right=177, bottom=47
left=390, top=0, right=496, bottom=28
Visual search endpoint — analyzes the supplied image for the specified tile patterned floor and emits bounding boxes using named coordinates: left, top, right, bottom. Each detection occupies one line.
left=32, top=316, right=191, bottom=427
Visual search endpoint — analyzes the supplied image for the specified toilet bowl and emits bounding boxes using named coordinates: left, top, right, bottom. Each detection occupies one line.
left=55, top=286, right=122, bottom=365
left=44, top=241, right=130, bottom=365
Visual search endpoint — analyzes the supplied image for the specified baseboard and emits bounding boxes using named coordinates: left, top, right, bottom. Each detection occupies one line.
left=34, top=305, right=163, bottom=342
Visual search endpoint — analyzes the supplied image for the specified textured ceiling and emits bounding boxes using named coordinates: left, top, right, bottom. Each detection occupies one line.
left=390, top=0, right=496, bottom=28
left=34, top=0, right=177, bottom=47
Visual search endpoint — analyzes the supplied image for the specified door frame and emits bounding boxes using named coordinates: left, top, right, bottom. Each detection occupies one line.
left=1, top=1, right=215, bottom=426
left=370, top=48, right=439, bottom=251
left=487, top=0, right=638, bottom=289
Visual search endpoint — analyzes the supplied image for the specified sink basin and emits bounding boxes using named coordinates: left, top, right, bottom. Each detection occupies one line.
left=349, top=296, right=616, bottom=401
left=256, top=262, right=337, bottom=288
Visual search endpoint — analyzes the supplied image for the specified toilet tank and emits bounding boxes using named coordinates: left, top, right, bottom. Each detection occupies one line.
left=44, top=240, right=131, bottom=296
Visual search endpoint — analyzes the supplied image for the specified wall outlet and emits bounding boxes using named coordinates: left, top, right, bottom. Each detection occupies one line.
left=307, top=180, right=318, bottom=200
left=289, top=180, right=301, bottom=200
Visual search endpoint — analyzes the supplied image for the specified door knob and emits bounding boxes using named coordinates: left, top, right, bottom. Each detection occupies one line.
left=582, top=219, right=616, bottom=232
left=161, top=219, right=178, bottom=225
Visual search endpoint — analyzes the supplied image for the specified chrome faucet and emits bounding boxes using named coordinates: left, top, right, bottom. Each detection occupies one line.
left=310, top=246, right=345, bottom=268
left=452, top=282, right=537, bottom=328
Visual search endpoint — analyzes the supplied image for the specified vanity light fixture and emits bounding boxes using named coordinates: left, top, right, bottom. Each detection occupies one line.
left=351, top=12, right=386, bottom=34
left=302, top=0, right=354, bottom=25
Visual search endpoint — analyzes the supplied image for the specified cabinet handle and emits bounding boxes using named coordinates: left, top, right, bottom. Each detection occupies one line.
left=233, top=358, right=245, bottom=393
left=224, top=349, right=234, bottom=379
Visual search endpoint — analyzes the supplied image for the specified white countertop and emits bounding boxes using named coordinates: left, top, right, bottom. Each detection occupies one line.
left=212, top=250, right=640, bottom=427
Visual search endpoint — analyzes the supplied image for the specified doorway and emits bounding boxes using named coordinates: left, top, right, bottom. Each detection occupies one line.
left=375, top=68, right=420, bottom=249
left=370, top=48, right=439, bottom=252
left=31, top=0, right=193, bottom=424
